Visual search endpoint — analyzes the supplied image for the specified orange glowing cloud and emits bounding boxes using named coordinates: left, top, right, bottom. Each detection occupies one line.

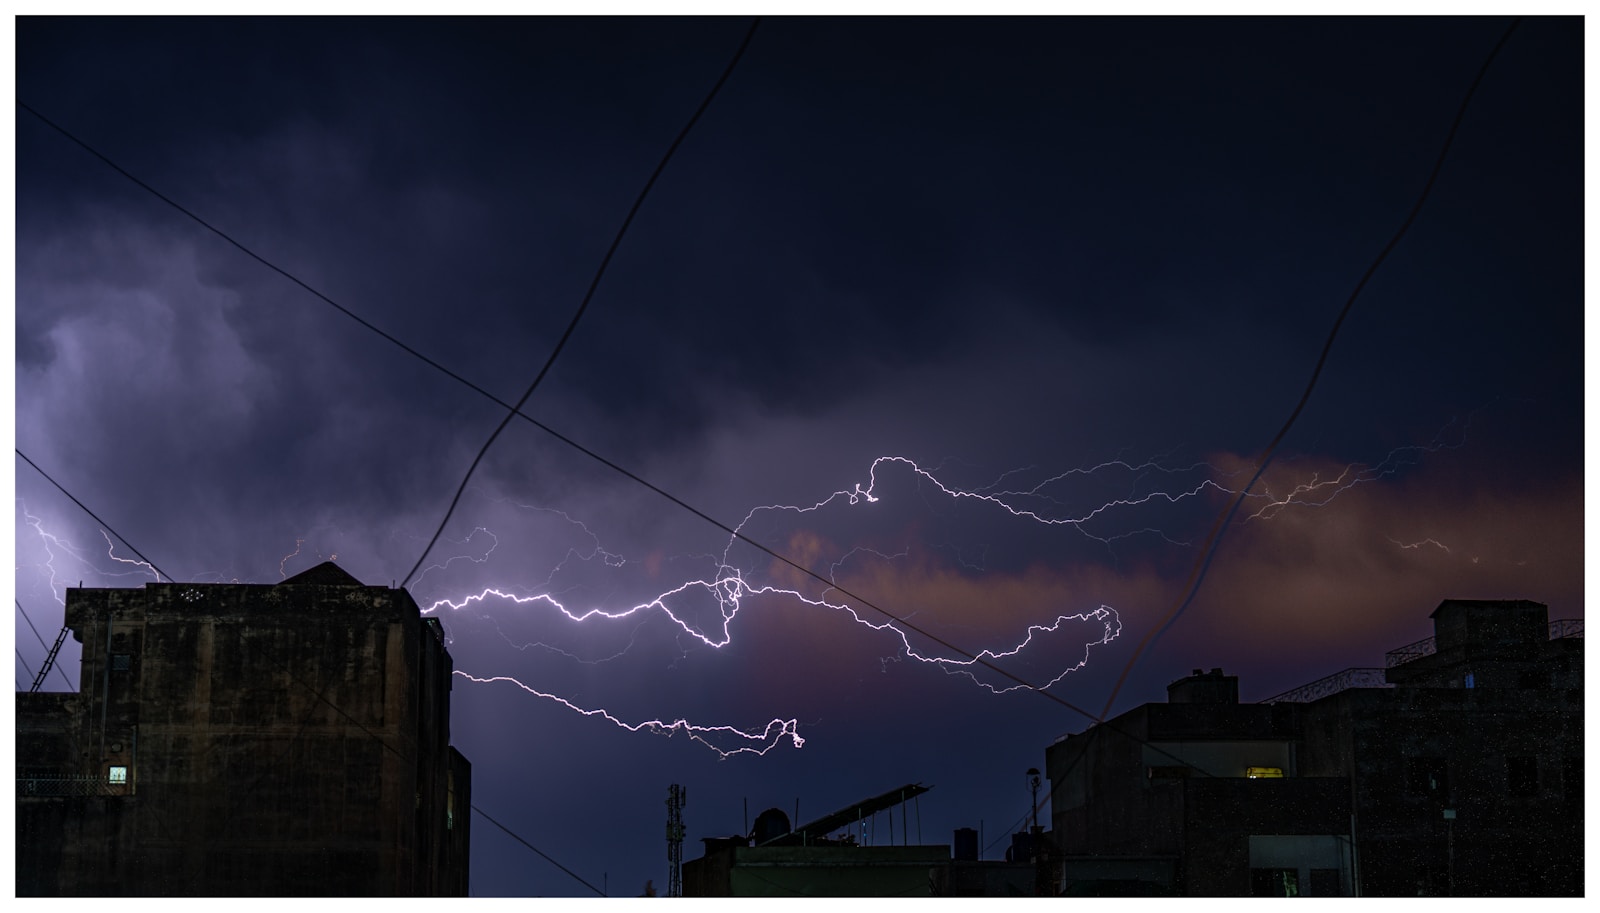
left=1182, top=454, right=1583, bottom=657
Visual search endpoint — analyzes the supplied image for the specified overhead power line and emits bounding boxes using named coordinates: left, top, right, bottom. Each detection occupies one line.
left=16, top=19, right=1133, bottom=718
left=7, top=451, right=1283, bottom=893
left=15, top=448, right=171, bottom=583
left=981, top=807, right=1031, bottom=857
left=17, top=598, right=81, bottom=692
left=472, top=805, right=607, bottom=897
left=16, top=598, right=55, bottom=653
left=17, top=17, right=1527, bottom=810
left=18, top=75, right=1152, bottom=740
left=400, top=17, right=762, bottom=588
left=280, top=652, right=606, bottom=896
left=1099, top=16, right=1523, bottom=719
left=16, top=90, right=1125, bottom=733
left=16, top=100, right=513, bottom=429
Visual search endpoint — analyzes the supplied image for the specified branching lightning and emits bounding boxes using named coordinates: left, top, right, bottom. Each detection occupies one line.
left=15, top=421, right=1476, bottom=758
left=485, top=612, right=655, bottom=665
left=17, top=500, right=159, bottom=604
left=1243, top=417, right=1471, bottom=521
left=1389, top=537, right=1452, bottom=554
left=407, top=527, right=500, bottom=588
left=101, top=530, right=162, bottom=582
left=279, top=536, right=340, bottom=579
left=420, top=444, right=1391, bottom=751
left=454, top=671, right=803, bottom=759
left=416, top=422, right=1484, bottom=755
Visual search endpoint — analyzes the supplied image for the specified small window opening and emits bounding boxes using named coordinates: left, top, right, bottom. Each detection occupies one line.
left=108, top=766, right=128, bottom=784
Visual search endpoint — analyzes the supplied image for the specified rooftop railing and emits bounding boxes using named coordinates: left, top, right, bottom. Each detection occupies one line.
left=1260, top=667, right=1393, bottom=704
left=16, top=776, right=123, bottom=798
left=1384, top=635, right=1437, bottom=668
left=1549, top=618, right=1584, bottom=640
left=1385, top=618, right=1584, bottom=668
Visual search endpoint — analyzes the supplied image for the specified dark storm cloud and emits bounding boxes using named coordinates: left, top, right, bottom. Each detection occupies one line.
left=19, top=17, right=1581, bottom=455
left=14, top=16, right=1582, bottom=896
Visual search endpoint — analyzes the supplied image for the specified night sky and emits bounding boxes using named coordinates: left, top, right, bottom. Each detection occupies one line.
left=10, top=16, right=1584, bottom=897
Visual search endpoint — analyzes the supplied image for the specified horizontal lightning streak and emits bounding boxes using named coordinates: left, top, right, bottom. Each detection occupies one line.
left=454, top=671, right=803, bottom=759
left=1389, top=537, right=1452, bottom=553
left=423, top=437, right=1466, bottom=753
left=15, top=430, right=1469, bottom=758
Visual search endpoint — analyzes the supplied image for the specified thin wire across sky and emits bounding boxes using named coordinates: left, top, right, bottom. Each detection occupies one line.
left=13, top=18, right=1528, bottom=889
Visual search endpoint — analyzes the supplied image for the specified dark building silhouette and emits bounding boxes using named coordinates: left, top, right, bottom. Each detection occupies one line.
left=683, top=783, right=1038, bottom=896
left=16, top=562, right=470, bottom=896
left=1047, top=599, right=1582, bottom=896
left=682, top=783, right=1053, bottom=897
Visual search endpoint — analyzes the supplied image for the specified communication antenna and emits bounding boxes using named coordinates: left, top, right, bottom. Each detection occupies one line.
left=1026, top=767, right=1041, bottom=831
left=666, top=784, right=687, bottom=897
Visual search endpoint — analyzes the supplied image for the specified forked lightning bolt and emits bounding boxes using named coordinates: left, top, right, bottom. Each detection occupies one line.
left=16, top=422, right=1472, bottom=756
left=18, top=500, right=159, bottom=603
left=454, top=672, right=803, bottom=759
left=424, top=428, right=1477, bottom=754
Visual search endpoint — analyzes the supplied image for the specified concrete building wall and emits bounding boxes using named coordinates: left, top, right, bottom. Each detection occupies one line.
left=15, top=566, right=469, bottom=896
left=1049, top=708, right=1188, bottom=859
left=1178, top=777, right=1351, bottom=895
left=1141, top=739, right=1294, bottom=777
left=1301, top=684, right=1582, bottom=896
left=1049, top=716, right=1351, bottom=895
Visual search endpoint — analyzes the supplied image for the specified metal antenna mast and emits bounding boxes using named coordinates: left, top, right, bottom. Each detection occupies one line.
left=1026, top=767, right=1041, bottom=830
left=666, top=784, right=687, bottom=897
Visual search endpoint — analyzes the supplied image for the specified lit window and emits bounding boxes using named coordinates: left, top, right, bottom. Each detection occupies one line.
left=108, top=766, right=128, bottom=784
left=1247, top=767, right=1284, bottom=778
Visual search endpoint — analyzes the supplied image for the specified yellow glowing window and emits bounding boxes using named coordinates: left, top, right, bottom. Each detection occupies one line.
left=108, top=766, right=128, bottom=784
left=1247, top=767, right=1284, bottom=778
